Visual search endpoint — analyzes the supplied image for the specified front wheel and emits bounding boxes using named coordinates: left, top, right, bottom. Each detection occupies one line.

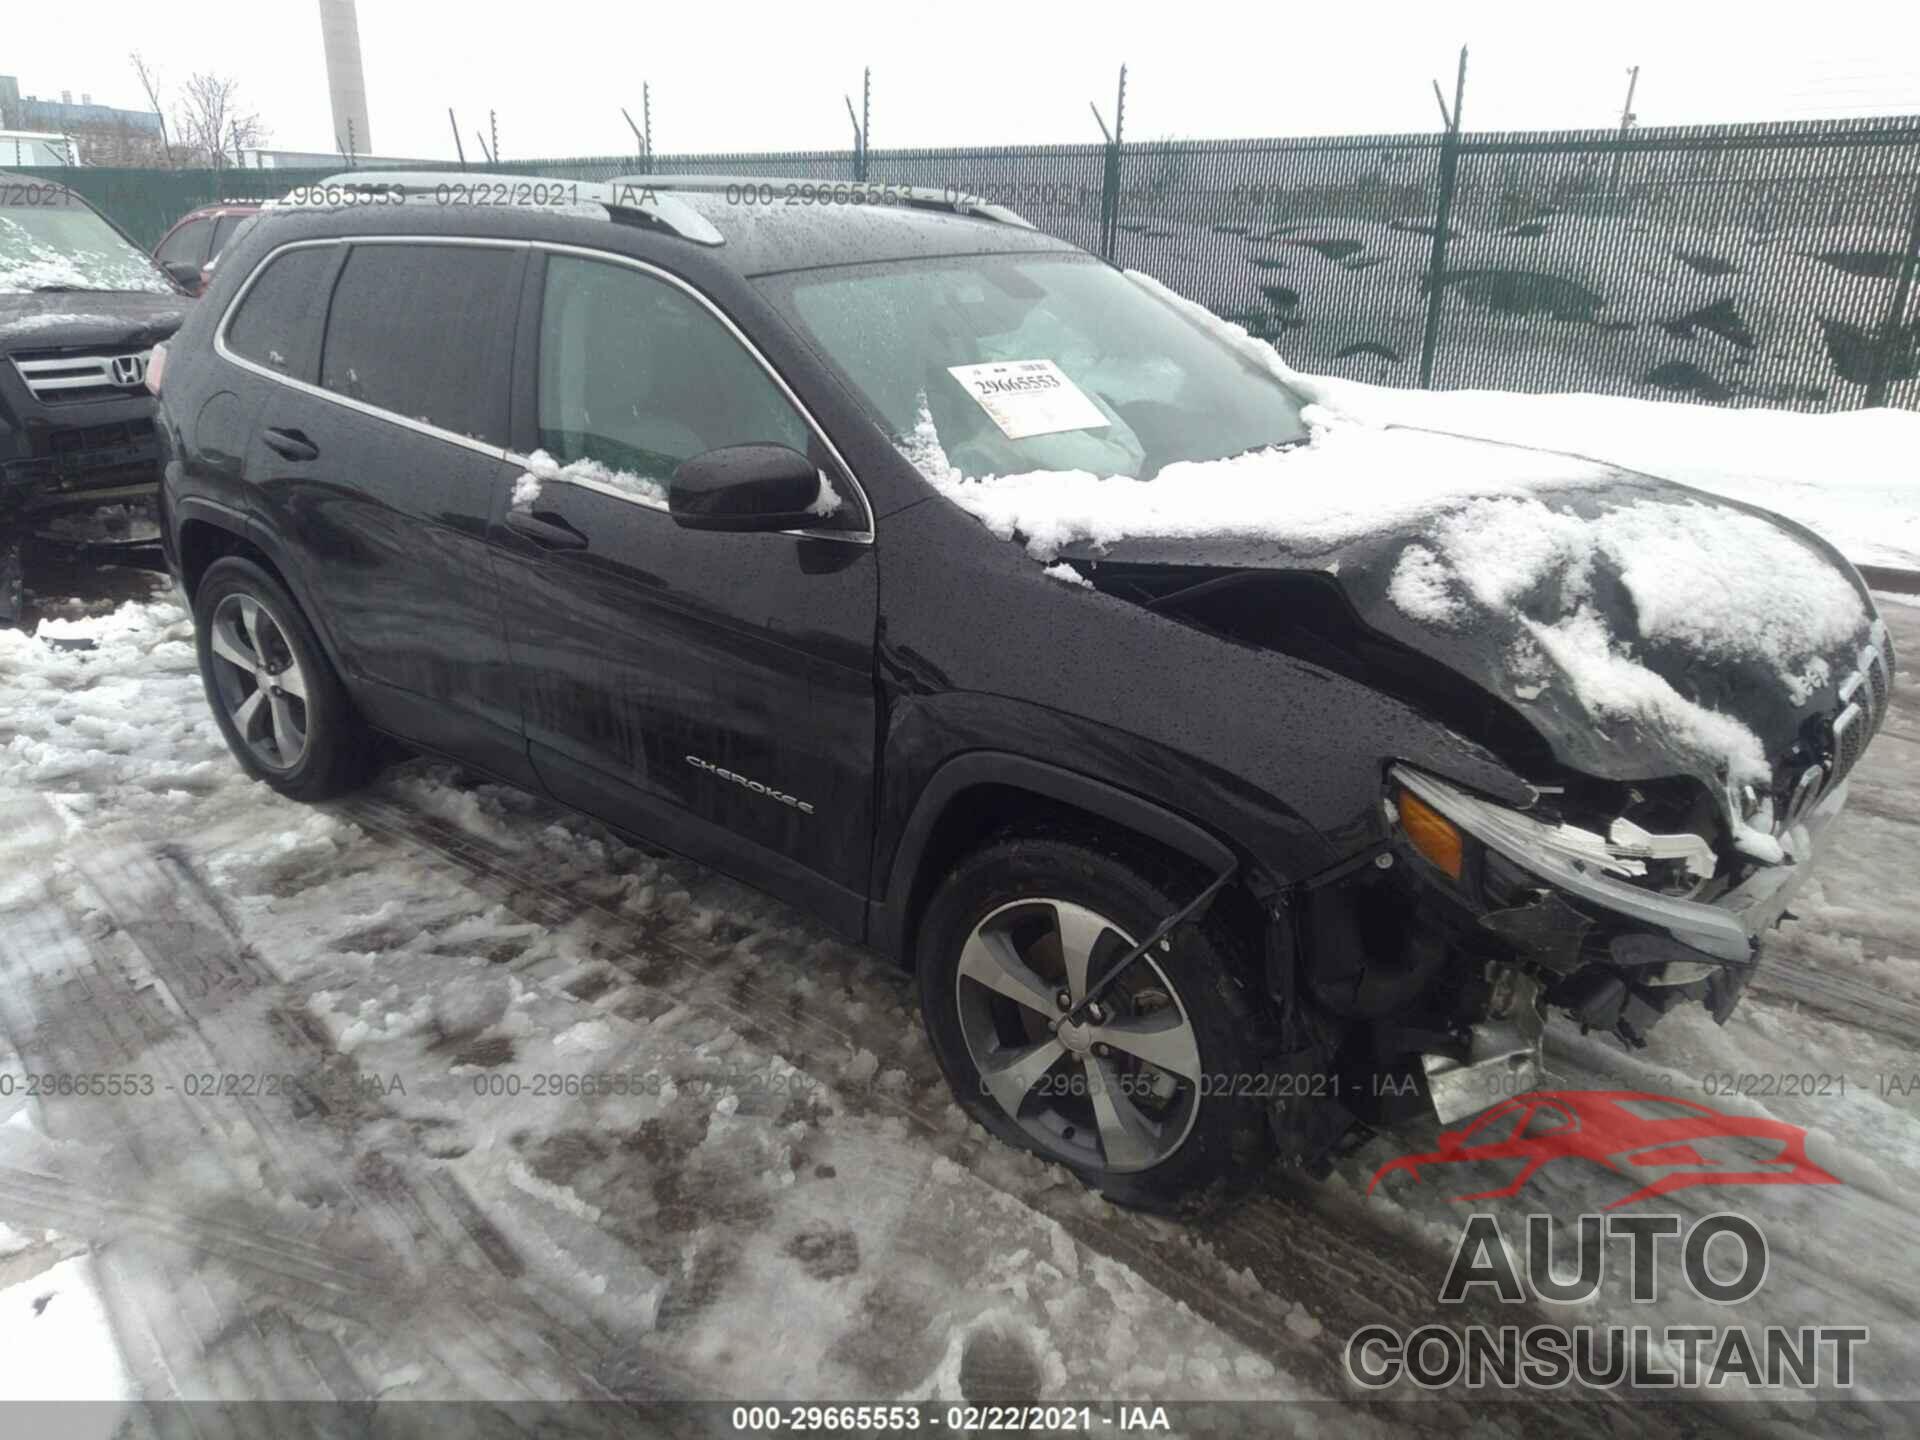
left=917, top=834, right=1273, bottom=1209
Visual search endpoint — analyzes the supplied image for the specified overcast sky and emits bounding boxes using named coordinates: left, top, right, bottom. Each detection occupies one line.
left=8, top=1, right=1920, bottom=161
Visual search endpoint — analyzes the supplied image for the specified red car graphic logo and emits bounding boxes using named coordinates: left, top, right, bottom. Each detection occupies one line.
left=1367, top=1090, right=1840, bottom=1209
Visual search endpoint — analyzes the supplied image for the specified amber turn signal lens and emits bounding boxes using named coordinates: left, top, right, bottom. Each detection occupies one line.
left=1397, top=787, right=1464, bottom=880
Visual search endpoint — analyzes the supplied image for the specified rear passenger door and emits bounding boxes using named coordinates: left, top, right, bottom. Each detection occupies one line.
left=493, top=250, right=878, bottom=933
left=236, top=237, right=533, bottom=784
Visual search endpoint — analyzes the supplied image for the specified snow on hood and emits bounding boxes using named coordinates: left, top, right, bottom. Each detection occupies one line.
left=906, top=399, right=1614, bottom=561
left=910, top=271, right=1876, bottom=826
left=0, top=291, right=187, bottom=351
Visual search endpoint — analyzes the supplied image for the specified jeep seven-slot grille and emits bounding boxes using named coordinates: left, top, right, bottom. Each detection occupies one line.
left=1783, top=633, right=1893, bottom=828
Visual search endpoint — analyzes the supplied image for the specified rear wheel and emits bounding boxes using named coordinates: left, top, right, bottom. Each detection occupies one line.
left=194, top=556, right=375, bottom=801
left=918, top=834, right=1272, bottom=1209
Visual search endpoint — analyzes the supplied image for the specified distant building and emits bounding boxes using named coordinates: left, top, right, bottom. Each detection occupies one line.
left=0, top=129, right=83, bottom=167
left=0, top=76, right=166, bottom=165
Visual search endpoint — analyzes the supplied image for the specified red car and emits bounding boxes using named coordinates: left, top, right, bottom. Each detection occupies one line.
left=1367, top=1090, right=1840, bottom=1208
left=152, top=202, right=262, bottom=296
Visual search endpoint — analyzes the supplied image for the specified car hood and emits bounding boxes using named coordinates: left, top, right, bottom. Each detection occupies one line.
left=0, top=292, right=190, bottom=357
left=1055, top=428, right=1884, bottom=818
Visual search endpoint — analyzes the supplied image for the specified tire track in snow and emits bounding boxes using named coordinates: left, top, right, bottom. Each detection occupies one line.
left=0, top=799, right=666, bottom=1407
left=1748, top=951, right=1920, bottom=1048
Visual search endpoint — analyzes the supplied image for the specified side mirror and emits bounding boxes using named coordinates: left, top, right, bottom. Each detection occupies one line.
left=669, top=444, right=829, bottom=533
left=163, top=260, right=203, bottom=290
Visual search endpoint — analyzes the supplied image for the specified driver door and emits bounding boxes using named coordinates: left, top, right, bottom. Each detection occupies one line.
left=491, top=251, right=878, bottom=934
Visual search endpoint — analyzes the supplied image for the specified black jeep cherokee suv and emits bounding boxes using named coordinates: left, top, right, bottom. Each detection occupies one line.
left=154, top=173, right=1893, bottom=1206
left=2, top=174, right=187, bottom=623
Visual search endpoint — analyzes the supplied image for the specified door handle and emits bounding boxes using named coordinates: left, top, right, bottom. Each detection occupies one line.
left=261, top=427, right=318, bottom=462
left=504, top=508, right=590, bottom=551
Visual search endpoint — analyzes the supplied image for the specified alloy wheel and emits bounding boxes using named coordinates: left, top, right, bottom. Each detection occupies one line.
left=207, top=592, right=311, bottom=771
left=955, top=897, right=1203, bottom=1174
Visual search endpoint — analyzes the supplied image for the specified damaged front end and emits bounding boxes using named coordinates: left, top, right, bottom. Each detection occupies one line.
left=1265, top=614, right=1894, bottom=1145
left=1362, top=696, right=1877, bottom=1128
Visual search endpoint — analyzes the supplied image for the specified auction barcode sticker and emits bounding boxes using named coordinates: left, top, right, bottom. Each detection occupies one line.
left=947, top=359, right=1110, bottom=440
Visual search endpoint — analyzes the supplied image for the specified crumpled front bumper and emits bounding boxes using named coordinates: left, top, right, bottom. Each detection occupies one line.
left=1393, top=765, right=1849, bottom=970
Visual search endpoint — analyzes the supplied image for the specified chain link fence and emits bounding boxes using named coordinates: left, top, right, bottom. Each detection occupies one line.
left=14, top=113, right=1919, bottom=410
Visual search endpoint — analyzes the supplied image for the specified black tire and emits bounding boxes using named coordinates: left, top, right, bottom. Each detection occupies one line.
left=193, top=556, right=376, bottom=801
left=917, top=832, right=1274, bottom=1210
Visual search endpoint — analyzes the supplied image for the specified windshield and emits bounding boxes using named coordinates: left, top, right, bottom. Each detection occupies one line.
left=0, top=194, right=175, bottom=295
left=764, top=255, right=1309, bottom=481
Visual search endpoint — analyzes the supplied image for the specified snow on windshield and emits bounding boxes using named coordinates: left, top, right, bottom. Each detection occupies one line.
left=0, top=212, right=174, bottom=295
left=912, top=269, right=1879, bottom=813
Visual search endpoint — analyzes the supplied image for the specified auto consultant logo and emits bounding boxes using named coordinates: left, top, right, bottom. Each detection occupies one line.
left=1345, top=1211, right=1868, bottom=1391
left=1366, top=1089, right=1841, bottom=1208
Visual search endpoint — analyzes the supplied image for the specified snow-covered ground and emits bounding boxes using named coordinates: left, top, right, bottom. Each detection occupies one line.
left=1, top=555, right=1917, bottom=1431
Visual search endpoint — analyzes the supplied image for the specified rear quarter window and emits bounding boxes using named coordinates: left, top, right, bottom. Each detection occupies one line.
left=319, top=242, right=519, bottom=445
left=209, top=213, right=250, bottom=259
left=225, top=245, right=340, bottom=382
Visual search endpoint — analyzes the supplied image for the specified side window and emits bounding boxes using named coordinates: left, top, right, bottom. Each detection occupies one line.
left=156, top=216, right=212, bottom=266
left=209, top=213, right=248, bottom=260
left=536, top=254, right=811, bottom=491
left=226, top=245, right=338, bottom=380
left=321, top=243, right=518, bottom=445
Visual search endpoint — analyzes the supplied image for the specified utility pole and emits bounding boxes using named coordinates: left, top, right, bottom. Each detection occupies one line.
left=1090, top=64, right=1128, bottom=261
left=449, top=108, right=466, bottom=168
left=844, top=67, right=869, bottom=180
left=1609, top=65, right=1640, bottom=201
left=1418, top=46, right=1468, bottom=390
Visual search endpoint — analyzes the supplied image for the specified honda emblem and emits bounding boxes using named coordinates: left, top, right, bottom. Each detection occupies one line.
left=111, top=354, right=147, bottom=387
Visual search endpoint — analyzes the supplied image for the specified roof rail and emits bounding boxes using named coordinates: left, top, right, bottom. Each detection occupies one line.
left=607, top=174, right=1037, bottom=230
left=306, top=171, right=724, bottom=246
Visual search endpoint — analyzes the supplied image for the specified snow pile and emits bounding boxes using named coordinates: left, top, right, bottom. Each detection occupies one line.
left=513, top=448, right=848, bottom=522
left=807, top=474, right=846, bottom=518
left=0, top=1254, right=135, bottom=1407
left=510, top=449, right=668, bottom=511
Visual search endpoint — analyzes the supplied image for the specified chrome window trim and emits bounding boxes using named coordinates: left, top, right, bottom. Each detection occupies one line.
left=214, top=234, right=874, bottom=545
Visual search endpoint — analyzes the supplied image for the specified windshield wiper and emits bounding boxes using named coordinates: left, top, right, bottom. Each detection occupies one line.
left=1216, top=436, right=1310, bottom=463
left=30, top=284, right=101, bottom=293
